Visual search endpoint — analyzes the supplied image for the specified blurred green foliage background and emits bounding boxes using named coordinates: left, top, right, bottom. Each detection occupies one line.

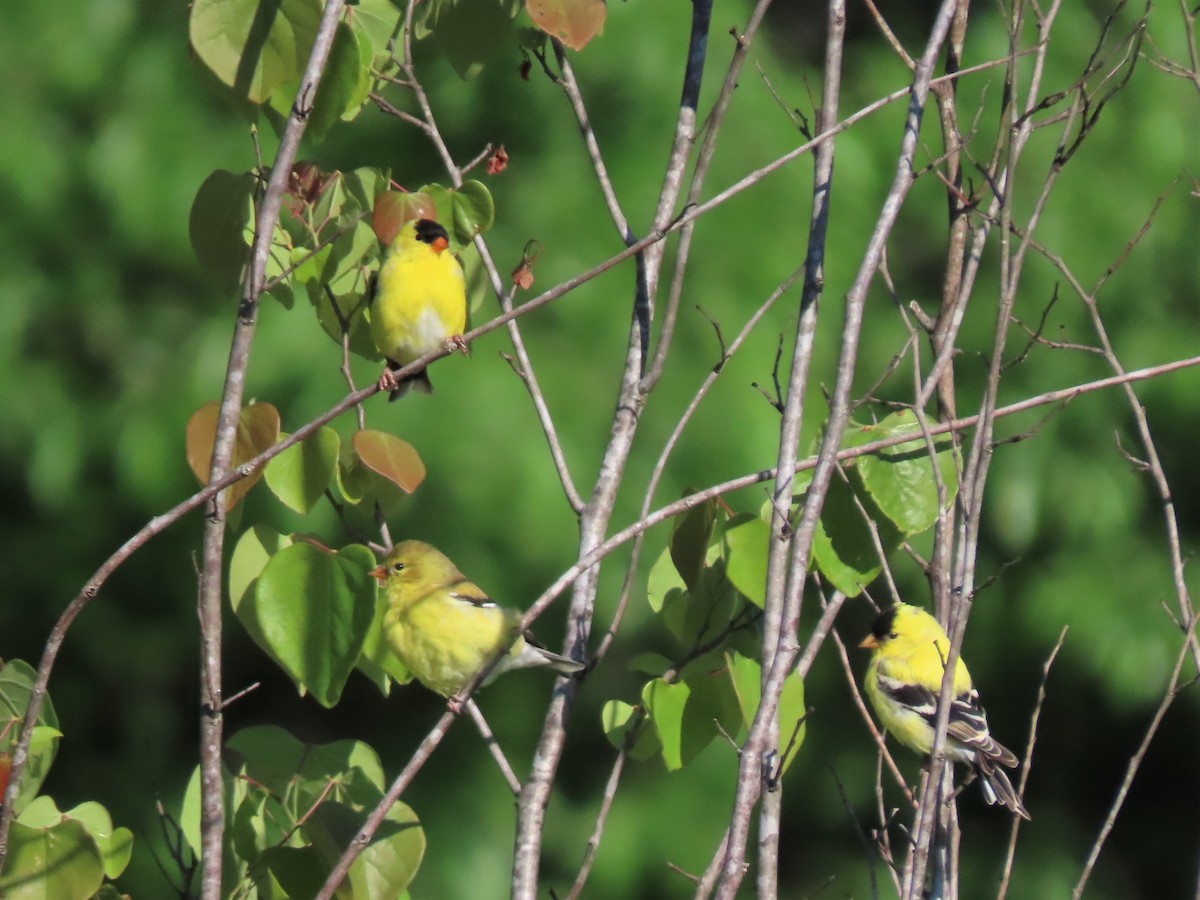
left=2, top=0, right=1199, bottom=896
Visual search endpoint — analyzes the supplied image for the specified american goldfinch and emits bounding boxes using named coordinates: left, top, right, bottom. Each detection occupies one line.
left=370, top=540, right=585, bottom=698
left=859, top=603, right=1030, bottom=820
left=369, top=218, right=467, bottom=399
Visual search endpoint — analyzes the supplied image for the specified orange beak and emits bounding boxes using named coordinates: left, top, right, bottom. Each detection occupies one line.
left=858, top=635, right=880, bottom=650
left=431, top=236, right=449, bottom=254
left=369, top=565, right=387, bottom=584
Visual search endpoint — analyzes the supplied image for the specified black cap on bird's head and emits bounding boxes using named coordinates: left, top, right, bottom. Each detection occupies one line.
left=414, top=218, right=450, bottom=254
left=859, top=605, right=899, bottom=650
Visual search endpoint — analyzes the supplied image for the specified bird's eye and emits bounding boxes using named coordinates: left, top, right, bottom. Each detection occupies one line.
left=391, top=562, right=405, bottom=573
left=889, top=631, right=898, bottom=639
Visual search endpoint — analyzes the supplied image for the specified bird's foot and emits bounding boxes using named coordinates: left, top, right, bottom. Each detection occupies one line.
left=446, top=334, right=469, bottom=356
left=447, top=694, right=465, bottom=715
left=377, top=366, right=402, bottom=393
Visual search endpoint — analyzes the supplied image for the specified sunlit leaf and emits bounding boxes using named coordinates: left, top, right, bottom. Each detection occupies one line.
left=600, top=699, right=660, bottom=760
left=189, top=0, right=323, bottom=104
left=419, top=181, right=495, bottom=248
left=185, top=401, right=281, bottom=511
left=722, top=516, right=771, bottom=608
left=240, top=543, right=377, bottom=706
left=855, top=410, right=960, bottom=535
left=264, top=427, right=340, bottom=514
left=229, top=525, right=294, bottom=612
left=2, top=814, right=104, bottom=900
left=0, top=660, right=59, bottom=814
left=353, top=430, right=426, bottom=493
left=642, top=677, right=689, bottom=770
left=526, top=0, right=605, bottom=50
left=725, top=651, right=806, bottom=775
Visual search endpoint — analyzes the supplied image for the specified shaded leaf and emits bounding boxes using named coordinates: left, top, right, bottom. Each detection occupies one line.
left=189, top=170, right=254, bottom=290
left=669, top=493, right=716, bottom=591
left=418, top=0, right=521, bottom=78
left=810, top=467, right=903, bottom=597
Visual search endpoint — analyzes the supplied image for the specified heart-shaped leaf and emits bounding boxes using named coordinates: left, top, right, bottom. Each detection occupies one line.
left=372, top=191, right=438, bottom=246
left=186, top=401, right=281, bottom=511
left=526, top=0, right=605, bottom=50
left=264, top=427, right=341, bottom=514
left=241, top=543, right=377, bottom=707
left=353, top=430, right=426, bottom=494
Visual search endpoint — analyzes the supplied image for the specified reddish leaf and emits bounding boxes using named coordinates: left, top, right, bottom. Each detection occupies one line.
left=372, top=191, right=438, bottom=245
left=526, top=0, right=606, bottom=51
left=486, top=146, right=509, bottom=175
left=186, top=401, right=281, bottom=510
left=352, top=430, right=426, bottom=493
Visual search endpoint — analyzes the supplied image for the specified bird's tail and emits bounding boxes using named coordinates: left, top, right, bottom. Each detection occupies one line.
left=389, top=368, right=434, bottom=400
left=976, top=755, right=1031, bottom=820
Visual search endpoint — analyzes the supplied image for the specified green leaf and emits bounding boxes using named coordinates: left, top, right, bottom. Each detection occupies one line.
left=854, top=410, right=960, bottom=535
left=0, top=659, right=59, bottom=815
left=189, top=170, right=255, bottom=290
left=357, top=589, right=413, bottom=695
left=669, top=493, right=717, bottom=591
left=600, top=700, right=660, bottom=761
left=722, top=516, right=771, bottom=608
left=241, top=543, right=378, bottom=706
left=646, top=545, right=685, bottom=614
left=227, top=725, right=387, bottom=808
left=189, top=0, right=323, bottom=105
left=643, top=655, right=741, bottom=771
left=810, top=467, right=903, bottom=597
left=305, top=800, right=426, bottom=898
left=725, top=651, right=806, bottom=775
left=421, top=0, right=522, bottom=79
left=269, top=21, right=371, bottom=143
left=230, top=525, right=294, bottom=612
left=62, top=802, right=133, bottom=880
left=661, top=562, right=739, bottom=645
left=419, top=181, right=495, bottom=248
left=642, top=677, right=690, bottom=771
left=264, top=427, right=341, bottom=514
left=2, top=815, right=104, bottom=900
left=349, top=0, right=405, bottom=70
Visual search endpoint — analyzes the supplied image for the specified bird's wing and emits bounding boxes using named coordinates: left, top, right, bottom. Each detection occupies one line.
left=445, top=578, right=498, bottom=609
left=875, top=675, right=1016, bottom=764
left=945, top=689, right=1019, bottom=767
left=875, top=674, right=938, bottom=720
